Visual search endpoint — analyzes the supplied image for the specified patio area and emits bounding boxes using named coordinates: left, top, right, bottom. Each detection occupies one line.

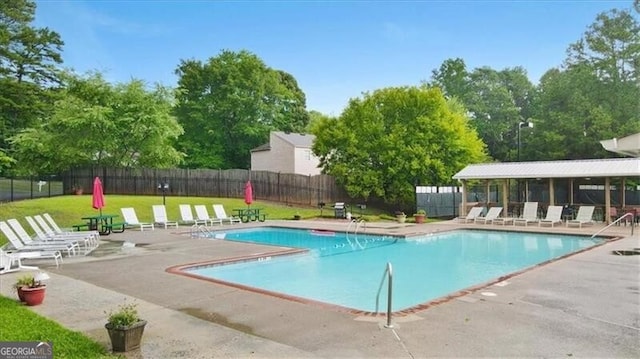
left=1, top=220, right=638, bottom=358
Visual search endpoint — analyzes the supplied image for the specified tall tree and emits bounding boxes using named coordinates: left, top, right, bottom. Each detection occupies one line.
left=174, top=50, right=309, bottom=169
left=10, top=72, right=183, bottom=174
left=429, top=60, right=535, bottom=162
left=0, top=0, right=63, bottom=173
left=312, top=86, right=486, bottom=208
left=527, top=8, right=640, bottom=160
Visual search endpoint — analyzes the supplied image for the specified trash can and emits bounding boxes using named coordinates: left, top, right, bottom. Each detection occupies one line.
left=334, top=202, right=346, bottom=218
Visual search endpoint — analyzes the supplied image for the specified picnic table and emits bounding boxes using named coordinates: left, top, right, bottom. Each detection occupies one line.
left=233, top=208, right=266, bottom=223
left=75, top=214, right=125, bottom=235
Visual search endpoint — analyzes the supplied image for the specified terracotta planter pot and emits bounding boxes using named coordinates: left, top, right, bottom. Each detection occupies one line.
left=414, top=214, right=426, bottom=224
left=17, top=286, right=25, bottom=302
left=22, top=286, right=46, bottom=306
left=106, top=320, right=147, bottom=352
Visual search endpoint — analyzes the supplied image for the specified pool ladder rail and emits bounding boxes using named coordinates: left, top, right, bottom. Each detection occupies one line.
left=375, top=262, right=394, bottom=328
left=591, top=212, right=635, bottom=238
left=346, top=218, right=367, bottom=236
left=190, top=224, right=213, bottom=239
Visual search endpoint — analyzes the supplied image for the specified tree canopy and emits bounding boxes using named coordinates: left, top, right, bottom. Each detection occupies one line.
left=173, top=50, right=309, bottom=169
left=312, top=86, right=486, bottom=207
left=10, top=72, right=183, bottom=174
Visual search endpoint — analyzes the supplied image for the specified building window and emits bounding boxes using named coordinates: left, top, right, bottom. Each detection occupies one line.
left=304, top=149, right=311, bottom=160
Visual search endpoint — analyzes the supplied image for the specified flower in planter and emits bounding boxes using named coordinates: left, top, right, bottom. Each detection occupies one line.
left=105, top=300, right=143, bottom=328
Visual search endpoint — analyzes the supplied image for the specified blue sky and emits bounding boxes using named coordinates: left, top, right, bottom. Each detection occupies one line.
left=35, top=0, right=630, bottom=116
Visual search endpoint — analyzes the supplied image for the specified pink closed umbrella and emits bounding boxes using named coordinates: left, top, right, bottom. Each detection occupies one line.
left=92, top=177, right=105, bottom=215
left=244, top=180, right=253, bottom=207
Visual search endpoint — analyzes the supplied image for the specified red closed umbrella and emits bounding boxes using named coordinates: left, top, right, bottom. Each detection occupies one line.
left=244, top=180, right=253, bottom=207
left=92, top=177, right=105, bottom=215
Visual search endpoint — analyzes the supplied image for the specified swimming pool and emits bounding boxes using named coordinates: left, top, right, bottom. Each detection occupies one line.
left=184, top=227, right=603, bottom=313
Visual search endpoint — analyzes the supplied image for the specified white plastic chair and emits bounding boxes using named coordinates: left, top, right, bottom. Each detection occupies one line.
left=212, top=204, right=241, bottom=224
left=539, top=206, right=563, bottom=227
left=152, top=205, right=179, bottom=229
left=120, top=208, right=154, bottom=231
left=194, top=205, right=223, bottom=226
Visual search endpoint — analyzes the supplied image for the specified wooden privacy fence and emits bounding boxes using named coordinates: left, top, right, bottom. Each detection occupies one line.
left=61, top=168, right=350, bottom=206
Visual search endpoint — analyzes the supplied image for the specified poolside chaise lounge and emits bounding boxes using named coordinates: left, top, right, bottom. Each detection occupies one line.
left=194, top=205, right=223, bottom=226
left=539, top=206, right=564, bottom=227
left=8, top=218, right=83, bottom=255
left=212, top=204, right=241, bottom=224
left=30, top=215, right=98, bottom=253
left=475, top=207, right=503, bottom=224
left=179, top=204, right=208, bottom=226
left=458, top=207, right=485, bottom=223
left=0, top=248, right=60, bottom=273
left=0, top=220, right=74, bottom=258
left=120, top=207, right=154, bottom=231
left=43, top=213, right=100, bottom=240
left=566, top=206, right=595, bottom=228
left=514, top=202, right=539, bottom=226
left=152, top=205, right=179, bottom=229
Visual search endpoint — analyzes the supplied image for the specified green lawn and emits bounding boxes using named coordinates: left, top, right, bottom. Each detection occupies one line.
left=0, top=195, right=405, bottom=247
left=0, top=295, right=118, bottom=358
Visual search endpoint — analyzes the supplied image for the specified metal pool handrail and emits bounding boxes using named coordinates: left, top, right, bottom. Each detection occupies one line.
left=375, top=262, right=394, bottom=328
left=591, top=212, right=634, bottom=238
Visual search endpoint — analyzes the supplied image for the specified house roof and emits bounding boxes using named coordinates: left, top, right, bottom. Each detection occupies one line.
left=273, top=132, right=315, bottom=148
left=600, top=132, right=640, bottom=157
left=250, top=143, right=270, bottom=153
left=452, top=158, right=640, bottom=180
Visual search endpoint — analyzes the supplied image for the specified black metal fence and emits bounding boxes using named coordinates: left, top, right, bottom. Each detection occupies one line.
left=0, top=176, right=65, bottom=202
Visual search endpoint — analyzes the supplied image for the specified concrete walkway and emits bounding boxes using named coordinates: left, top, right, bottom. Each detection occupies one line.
left=1, top=220, right=638, bottom=358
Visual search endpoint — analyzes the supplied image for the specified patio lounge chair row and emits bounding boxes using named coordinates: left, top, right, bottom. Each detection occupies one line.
left=458, top=203, right=596, bottom=228
left=120, top=204, right=242, bottom=231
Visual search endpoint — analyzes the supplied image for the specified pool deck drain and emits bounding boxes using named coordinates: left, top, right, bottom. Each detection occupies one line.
left=1, top=220, right=638, bottom=358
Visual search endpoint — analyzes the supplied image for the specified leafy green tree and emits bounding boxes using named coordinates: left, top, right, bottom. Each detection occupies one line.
left=174, top=50, right=309, bottom=169
left=312, top=86, right=486, bottom=207
left=528, top=8, right=640, bottom=160
left=428, top=59, right=535, bottom=162
left=0, top=0, right=63, bottom=173
left=10, top=72, right=183, bottom=174
left=306, top=110, right=334, bottom=133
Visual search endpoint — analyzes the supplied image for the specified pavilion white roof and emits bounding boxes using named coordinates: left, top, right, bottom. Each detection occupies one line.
left=600, top=132, right=640, bottom=157
left=452, top=158, right=640, bottom=180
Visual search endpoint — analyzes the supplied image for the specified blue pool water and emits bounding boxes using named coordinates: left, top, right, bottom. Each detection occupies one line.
left=188, top=228, right=602, bottom=312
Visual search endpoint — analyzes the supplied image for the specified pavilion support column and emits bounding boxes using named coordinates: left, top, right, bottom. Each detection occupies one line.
left=502, top=179, right=509, bottom=213
left=548, top=178, right=555, bottom=206
left=605, top=177, right=611, bottom=224
left=461, top=180, right=468, bottom=216
left=525, top=180, right=530, bottom=202
left=569, top=179, right=574, bottom=205
left=621, top=177, right=626, bottom=208
left=485, top=180, right=491, bottom=206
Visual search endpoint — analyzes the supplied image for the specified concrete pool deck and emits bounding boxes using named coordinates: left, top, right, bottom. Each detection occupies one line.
left=1, top=220, right=638, bottom=358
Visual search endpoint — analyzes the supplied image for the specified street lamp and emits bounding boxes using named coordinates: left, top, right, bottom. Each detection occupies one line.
left=517, top=121, right=534, bottom=162
left=157, top=179, right=169, bottom=205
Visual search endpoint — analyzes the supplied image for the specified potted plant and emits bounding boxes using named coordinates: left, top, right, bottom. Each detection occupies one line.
left=14, top=274, right=34, bottom=302
left=105, top=300, right=147, bottom=352
left=72, top=185, right=83, bottom=195
left=395, top=211, right=406, bottom=223
left=18, top=272, right=50, bottom=306
left=414, top=209, right=427, bottom=224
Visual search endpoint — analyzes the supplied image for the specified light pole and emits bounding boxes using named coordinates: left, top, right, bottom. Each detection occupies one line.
left=517, top=121, right=534, bottom=162
left=157, top=179, right=169, bottom=205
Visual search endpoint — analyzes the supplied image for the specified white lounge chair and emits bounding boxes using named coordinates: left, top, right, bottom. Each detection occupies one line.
left=212, top=204, right=241, bottom=224
left=8, top=218, right=84, bottom=255
left=179, top=204, right=208, bottom=226
left=120, top=207, right=154, bottom=231
left=31, top=215, right=98, bottom=252
left=567, top=206, right=595, bottom=228
left=475, top=207, right=503, bottom=224
left=43, top=213, right=100, bottom=240
left=539, top=206, right=564, bottom=227
left=0, top=248, right=59, bottom=272
left=194, top=205, right=223, bottom=226
left=0, top=221, right=75, bottom=257
left=152, top=205, right=179, bottom=229
left=514, top=202, right=539, bottom=226
left=458, top=207, right=484, bottom=223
